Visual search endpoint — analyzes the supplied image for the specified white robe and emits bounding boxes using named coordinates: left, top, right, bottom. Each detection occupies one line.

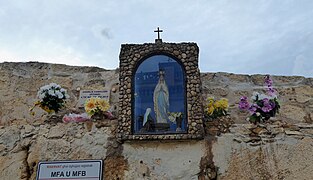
left=153, top=79, right=169, bottom=123
left=143, top=108, right=151, bottom=126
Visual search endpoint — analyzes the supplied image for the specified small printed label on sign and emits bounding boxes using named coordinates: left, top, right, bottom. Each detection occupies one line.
left=36, top=160, right=103, bottom=180
left=78, top=90, right=110, bottom=107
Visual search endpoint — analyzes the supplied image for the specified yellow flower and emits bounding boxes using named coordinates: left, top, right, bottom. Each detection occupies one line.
left=207, top=97, right=214, bottom=106
left=85, top=98, right=97, bottom=113
left=97, top=99, right=110, bottom=112
left=218, top=98, right=229, bottom=110
left=214, top=101, right=221, bottom=108
left=207, top=106, right=215, bottom=115
left=85, top=97, right=110, bottom=116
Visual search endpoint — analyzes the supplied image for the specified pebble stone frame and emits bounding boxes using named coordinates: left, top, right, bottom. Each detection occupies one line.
left=118, top=41, right=204, bottom=141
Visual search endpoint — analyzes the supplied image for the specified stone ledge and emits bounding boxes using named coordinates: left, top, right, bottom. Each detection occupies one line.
left=119, top=133, right=203, bottom=142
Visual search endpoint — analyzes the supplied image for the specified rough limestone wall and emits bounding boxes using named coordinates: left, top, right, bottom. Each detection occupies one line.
left=0, top=119, right=125, bottom=180
left=1, top=62, right=313, bottom=180
left=212, top=124, right=313, bottom=180
left=201, top=73, right=313, bottom=179
left=0, top=62, right=123, bottom=180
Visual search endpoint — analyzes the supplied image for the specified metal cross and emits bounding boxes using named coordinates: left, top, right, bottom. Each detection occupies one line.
left=154, top=27, right=163, bottom=40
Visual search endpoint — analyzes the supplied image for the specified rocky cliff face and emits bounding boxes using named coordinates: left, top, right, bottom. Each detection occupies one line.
left=0, top=62, right=313, bottom=180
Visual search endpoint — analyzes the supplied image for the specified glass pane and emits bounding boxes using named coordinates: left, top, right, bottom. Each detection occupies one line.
left=133, top=55, right=187, bottom=134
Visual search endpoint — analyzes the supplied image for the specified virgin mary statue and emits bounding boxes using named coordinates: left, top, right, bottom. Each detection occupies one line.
left=153, top=70, right=169, bottom=124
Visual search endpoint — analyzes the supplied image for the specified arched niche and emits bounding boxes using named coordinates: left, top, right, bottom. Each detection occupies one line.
left=118, top=42, right=204, bottom=141
left=132, top=55, right=187, bottom=134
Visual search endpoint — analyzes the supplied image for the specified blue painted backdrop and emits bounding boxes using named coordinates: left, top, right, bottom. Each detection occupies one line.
left=133, top=55, right=186, bottom=134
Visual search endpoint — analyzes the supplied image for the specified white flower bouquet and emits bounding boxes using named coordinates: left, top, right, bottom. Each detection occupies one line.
left=30, top=83, right=70, bottom=114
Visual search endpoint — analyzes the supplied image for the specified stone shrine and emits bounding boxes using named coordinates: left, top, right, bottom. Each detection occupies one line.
left=118, top=29, right=204, bottom=140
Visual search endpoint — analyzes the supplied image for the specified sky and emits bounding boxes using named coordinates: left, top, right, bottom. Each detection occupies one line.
left=0, top=0, right=313, bottom=77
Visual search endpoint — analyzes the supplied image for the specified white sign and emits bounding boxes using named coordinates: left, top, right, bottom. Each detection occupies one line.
left=36, top=160, right=103, bottom=180
left=78, top=90, right=110, bottom=107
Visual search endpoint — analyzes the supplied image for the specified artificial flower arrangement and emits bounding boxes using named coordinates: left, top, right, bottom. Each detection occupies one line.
left=239, top=75, right=280, bottom=124
left=30, top=83, right=69, bottom=115
left=204, top=97, right=229, bottom=120
left=84, top=97, right=113, bottom=119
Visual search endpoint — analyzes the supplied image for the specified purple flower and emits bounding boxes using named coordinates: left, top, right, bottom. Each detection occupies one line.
left=262, top=106, right=272, bottom=112
left=270, top=101, right=276, bottom=109
left=238, top=75, right=280, bottom=122
left=239, top=96, right=250, bottom=110
left=249, top=104, right=259, bottom=114
left=261, top=98, right=274, bottom=112
left=267, top=87, right=277, bottom=97
left=264, top=75, right=273, bottom=87
left=262, top=98, right=270, bottom=104
left=240, top=96, right=248, bottom=101
left=264, top=75, right=278, bottom=97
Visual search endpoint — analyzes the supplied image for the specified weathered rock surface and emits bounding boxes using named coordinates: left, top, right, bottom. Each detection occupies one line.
left=0, top=119, right=119, bottom=180
left=213, top=134, right=313, bottom=180
left=123, top=141, right=204, bottom=179
left=212, top=120, right=313, bottom=180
